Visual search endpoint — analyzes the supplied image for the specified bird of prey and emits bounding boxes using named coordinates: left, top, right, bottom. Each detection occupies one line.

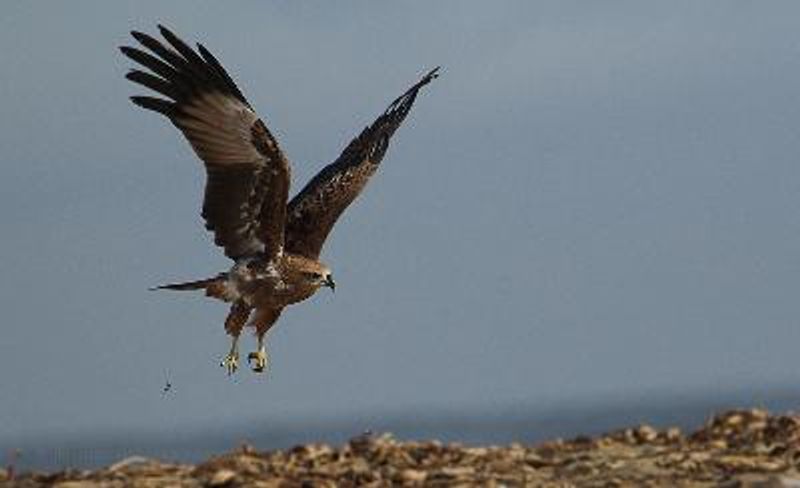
left=121, top=26, right=437, bottom=374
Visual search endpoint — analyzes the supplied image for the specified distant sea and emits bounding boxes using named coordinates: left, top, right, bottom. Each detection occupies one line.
left=6, top=386, right=800, bottom=471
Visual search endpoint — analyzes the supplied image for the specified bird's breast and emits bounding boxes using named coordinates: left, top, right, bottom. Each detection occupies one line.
left=230, top=257, right=318, bottom=307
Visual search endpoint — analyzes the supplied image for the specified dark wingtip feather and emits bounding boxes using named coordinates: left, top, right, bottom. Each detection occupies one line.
left=158, top=25, right=208, bottom=70
left=157, top=25, right=193, bottom=58
left=418, top=66, right=441, bottom=88
left=158, top=25, right=188, bottom=52
left=424, top=66, right=441, bottom=83
left=156, top=24, right=172, bottom=37
left=196, top=42, right=211, bottom=59
left=196, top=42, right=249, bottom=105
left=130, top=95, right=174, bottom=117
left=382, top=66, right=440, bottom=117
left=157, top=25, right=182, bottom=48
left=130, top=30, right=148, bottom=43
left=119, top=45, right=136, bottom=58
left=126, top=70, right=181, bottom=100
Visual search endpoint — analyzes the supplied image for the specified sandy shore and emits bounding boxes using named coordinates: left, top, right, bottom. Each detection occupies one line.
left=4, top=408, right=800, bottom=487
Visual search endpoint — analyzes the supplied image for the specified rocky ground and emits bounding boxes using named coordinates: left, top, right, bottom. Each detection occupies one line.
left=4, top=409, right=800, bottom=487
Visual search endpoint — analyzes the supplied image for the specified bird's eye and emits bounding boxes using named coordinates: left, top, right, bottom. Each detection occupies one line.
left=306, top=272, right=322, bottom=280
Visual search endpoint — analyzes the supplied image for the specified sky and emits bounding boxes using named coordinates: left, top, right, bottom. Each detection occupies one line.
left=2, top=1, right=800, bottom=447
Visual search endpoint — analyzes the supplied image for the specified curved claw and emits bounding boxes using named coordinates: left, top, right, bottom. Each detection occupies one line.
left=220, top=352, right=239, bottom=375
left=247, top=350, right=268, bottom=373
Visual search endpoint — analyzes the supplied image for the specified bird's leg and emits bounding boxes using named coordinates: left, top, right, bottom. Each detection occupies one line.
left=246, top=308, right=281, bottom=374
left=247, top=334, right=268, bottom=373
left=220, top=334, right=240, bottom=375
left=220, top=301, right=250, bottom=376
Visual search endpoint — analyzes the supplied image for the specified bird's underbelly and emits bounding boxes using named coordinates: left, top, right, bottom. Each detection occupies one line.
left=248, top=281, right=317, bottom=308
left=231, top=274, right=315, bottom=308
left=227, top=258, right=318, bottom=307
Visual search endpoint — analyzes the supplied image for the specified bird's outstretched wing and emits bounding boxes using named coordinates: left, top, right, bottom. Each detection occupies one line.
left=121, top=25, right=290, bottom=260
left=285, top=67, right=439, bottom=259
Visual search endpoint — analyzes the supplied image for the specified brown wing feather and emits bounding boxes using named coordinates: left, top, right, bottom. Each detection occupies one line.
left=285, top=67, right=439, bottom=258
left=121, top=25, right=290, bottom=260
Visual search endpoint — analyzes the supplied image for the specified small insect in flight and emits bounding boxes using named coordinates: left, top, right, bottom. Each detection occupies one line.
left=162, top=371, right=173, bottom=394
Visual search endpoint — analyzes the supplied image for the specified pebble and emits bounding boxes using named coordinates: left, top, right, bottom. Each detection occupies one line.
left=400, top=468, right=428, bottom=483
left=209, top=469, right=237, bottom=486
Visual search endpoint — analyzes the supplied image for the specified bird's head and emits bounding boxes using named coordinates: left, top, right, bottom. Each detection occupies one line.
left=297, top=260, right=335, bottom=293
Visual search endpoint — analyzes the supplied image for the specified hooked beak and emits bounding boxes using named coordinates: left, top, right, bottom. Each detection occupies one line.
left=325, top=274, right=336, bottom=293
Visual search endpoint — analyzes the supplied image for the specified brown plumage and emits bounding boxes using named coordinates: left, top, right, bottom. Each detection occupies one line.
left=121, top=25, right=438, bottom=374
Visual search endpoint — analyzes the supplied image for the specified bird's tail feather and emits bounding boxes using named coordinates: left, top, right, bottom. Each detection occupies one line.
left=150, top=273, right=234, bottom=302
left=151, top=277, right=219, bottom=291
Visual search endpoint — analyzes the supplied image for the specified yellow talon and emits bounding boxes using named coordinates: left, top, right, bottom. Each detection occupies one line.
left=220, top=352, right=239, bottom=375
left=220, top=336, right=240, bottom=375
left=247, top=349, right=268, bottom=373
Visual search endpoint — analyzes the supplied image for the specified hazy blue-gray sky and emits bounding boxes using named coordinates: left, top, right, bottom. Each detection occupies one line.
left=2, top=1, right=800, bottom=443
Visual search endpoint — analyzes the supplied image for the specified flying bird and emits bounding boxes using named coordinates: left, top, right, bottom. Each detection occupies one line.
left=121, top=26, right=437, bottom=374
